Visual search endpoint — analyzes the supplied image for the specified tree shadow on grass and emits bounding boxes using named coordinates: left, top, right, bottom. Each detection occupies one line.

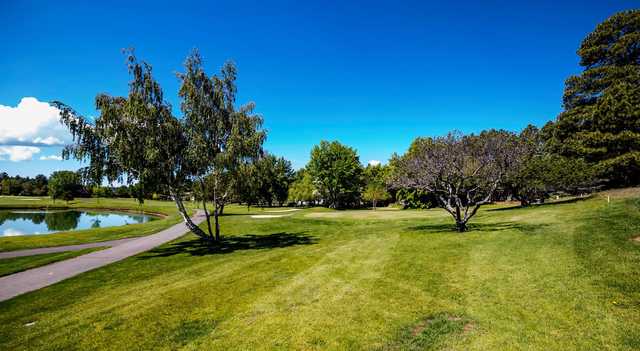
left=407, top=221, right=549, bottom=234
left=487, top=196, right=592, bottom=212
left=140, top=232, right=316, bottom=258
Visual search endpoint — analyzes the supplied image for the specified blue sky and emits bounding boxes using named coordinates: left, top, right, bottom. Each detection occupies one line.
left=0, top=0, right=637, bottom=177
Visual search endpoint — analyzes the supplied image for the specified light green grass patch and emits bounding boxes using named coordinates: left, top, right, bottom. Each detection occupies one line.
left=0, top=192, right=638, bottom=350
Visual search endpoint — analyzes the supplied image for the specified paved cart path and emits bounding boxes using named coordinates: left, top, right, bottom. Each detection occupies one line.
left=0, top=210, right=205, bottom=302
left=0, top=238, right=139, bottom=259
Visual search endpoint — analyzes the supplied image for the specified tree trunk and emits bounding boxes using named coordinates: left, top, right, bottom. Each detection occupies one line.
left=199, top=178, right=214, bottom=239
left=170, top=187, right=209, bottom=240
left=456, top=220, right=467, bottom=232
left=373, top=199, right=377, bottom=210
left=214, top=206, right=221, bottom=241
left=219, top=203, right=225, bottom=215
left=211, top=176, right=221, bottom=242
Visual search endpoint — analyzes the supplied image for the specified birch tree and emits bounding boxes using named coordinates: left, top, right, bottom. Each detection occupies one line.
left=178, top=50, right=265, bottom=241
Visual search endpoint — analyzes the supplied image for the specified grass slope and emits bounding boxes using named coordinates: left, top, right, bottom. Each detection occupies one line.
left=0, top=192, right=639, bottom=350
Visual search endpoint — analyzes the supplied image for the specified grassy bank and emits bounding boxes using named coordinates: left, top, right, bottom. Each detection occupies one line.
left=0, top=191, right=638, bottom=350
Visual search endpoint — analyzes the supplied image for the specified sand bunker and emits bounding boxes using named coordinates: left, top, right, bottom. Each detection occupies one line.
left=265, top=209, right=302, bottom=213
left=251, top=214, right=289, bottom=219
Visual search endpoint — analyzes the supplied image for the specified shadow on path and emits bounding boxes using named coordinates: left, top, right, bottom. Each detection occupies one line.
left=140, top=232, right=316, bottom=258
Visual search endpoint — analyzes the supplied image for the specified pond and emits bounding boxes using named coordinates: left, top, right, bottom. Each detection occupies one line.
left=0, top=209, right=159, bottom=236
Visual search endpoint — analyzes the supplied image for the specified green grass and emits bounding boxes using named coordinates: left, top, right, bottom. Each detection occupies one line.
left=0, top=197, right=193, bottom=251
left=0, top=191, right=639, bottom=350
left=0, top=248, right=104, bottom=277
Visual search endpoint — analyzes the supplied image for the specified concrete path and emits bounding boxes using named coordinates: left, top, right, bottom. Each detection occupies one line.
left=0, top=238, right=139, bottom=259
left=0, top=210, right=205, bottom=302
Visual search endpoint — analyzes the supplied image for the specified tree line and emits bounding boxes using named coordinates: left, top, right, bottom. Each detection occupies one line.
left=288, top=10, right=640, bottom=231
left=48, top=10, right=638, bottom=235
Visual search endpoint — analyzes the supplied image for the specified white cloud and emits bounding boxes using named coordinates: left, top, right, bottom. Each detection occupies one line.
left=0, top=97, right=71, bottom=146
left=0, top=146, right=41, bottom=162
left=368, top=160, right=381, bottom=166
left=39, top=155, right=63, bottom=161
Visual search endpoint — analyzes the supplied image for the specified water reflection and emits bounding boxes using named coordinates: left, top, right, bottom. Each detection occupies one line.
left=0, top=209, right=157, bottom=236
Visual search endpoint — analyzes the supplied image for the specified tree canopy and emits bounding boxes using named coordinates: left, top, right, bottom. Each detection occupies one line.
left=391, top=130, right=517, bottom=231
left=307, top=141, right=364, bottom=208
left=545, top=10, right=640, bottom=186
left=178, top=50, right=265, bottom=240
left=48, top=171, right=82, bottom=203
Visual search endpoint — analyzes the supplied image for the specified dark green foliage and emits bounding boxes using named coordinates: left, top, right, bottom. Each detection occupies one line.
left=545, top=10, right=640, bottom=186
left=0, top=173, right=48, bottom=196
left=253, top=154, right=294, bottom=206
left=307, top=141, right=364, bottom=208
left=395, top=189, right=437, bottom=209
left=505, top=125, right=596, bottom=205
left=48, top=171, right=82, bottom=202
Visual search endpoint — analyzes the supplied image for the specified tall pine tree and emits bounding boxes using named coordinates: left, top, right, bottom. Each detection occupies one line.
left=545, top=10, right=640, bottom=185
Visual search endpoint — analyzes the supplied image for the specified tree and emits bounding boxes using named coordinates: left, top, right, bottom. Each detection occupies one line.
left=362, top=163, right=390, bottom=209
left=33, top=174, right=48, bottom=196
left=178, top=50, right=265, bottom=240
left=393, top=189, right=437, bottom=209
left=362, top=182, right=389, bottom=210
left=251, top=154, right=294, bottom=206
left=545, top=10, right=640, bottom=186
left=307, top=141, right=364, bottom=208
left=0, top=179, right=10, bottom=196
left=53, top=51, right=209, bottom=239
left=272, top=156, right=294, bottom=206
left=503, top=125, right=547, bottom=206
left=391, top=131, right=517, bottom=232
left=48, top=171, right=81, bottom=203
left=288, top=170, right=317, bottom=206
left=504, top=125, right=596, bottom=205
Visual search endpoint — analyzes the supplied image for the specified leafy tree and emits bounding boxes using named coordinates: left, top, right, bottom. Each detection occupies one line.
left=33, top=174, right=48, bottom=196
left=288, top=170, right=317, bottom=206
left=252, top=154, right=294, bottom=206
left=362, top=164, right=390, bottom=209
left=393, top=189, right=437, bottom=209
left=178, top=50, right=265, bottom=240
left=545, top=10, right=640, bottom=186
left=391, top=131, right=517, bottom=232
left=48, top=171, right=81, bottom=203
left=114, top=186, right=131, bottom=198
left=233, top=162, right=260, bottom=210
left=0, top=179, right=10, bottom=196
left=307, top=141, right=364, bottom=208
left=272, top=156, right=294, bottom=206
left=0, top=174, right=48, bottom=196
left=504, top=125, right=596, bottom=205
left=362, top=182, right=389, bottom=210
left=53, top=51, right=209, bottom=238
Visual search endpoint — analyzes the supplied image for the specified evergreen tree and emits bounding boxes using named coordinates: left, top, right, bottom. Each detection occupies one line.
left=546, top=10, right=640, bottom=185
